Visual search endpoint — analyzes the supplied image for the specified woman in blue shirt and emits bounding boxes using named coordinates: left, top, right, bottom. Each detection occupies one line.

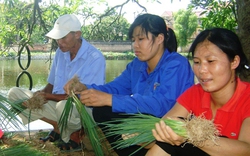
left=64, top=13, right=194, bottom=156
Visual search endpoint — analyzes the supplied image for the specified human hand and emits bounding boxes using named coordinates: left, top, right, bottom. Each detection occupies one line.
left=64, top=76, right=87, bottom=95
left=152, top=120, right=185, bottom=146
left=79, top=89, right=112, bottom=107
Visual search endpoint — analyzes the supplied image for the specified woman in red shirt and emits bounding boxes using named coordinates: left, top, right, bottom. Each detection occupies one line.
left=146, top=28, right=250, bottom=156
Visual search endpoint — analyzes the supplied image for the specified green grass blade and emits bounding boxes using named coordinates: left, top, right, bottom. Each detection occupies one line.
left=72, top=94, right=104, bottom=156
left=0, top=144, right=51, bottom=156
left=58, top=97, right=74, bottom=134
left=101, top=113, right=187, bottom=155
left=59, top=93, right=104, bottom=156
left=0, top=93, right=26, bottom=131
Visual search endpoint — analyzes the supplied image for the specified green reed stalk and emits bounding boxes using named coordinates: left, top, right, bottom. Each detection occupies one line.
left=72, top=94, right=104, bottom=156
left=59, top=93, right=104, bottom=156
left=102, top=113, right=187, bottom=156
left=58, top=97, right=74, bottom=133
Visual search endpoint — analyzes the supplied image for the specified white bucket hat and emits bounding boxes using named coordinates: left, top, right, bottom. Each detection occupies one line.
left=45, top=14, right=81, bottom=40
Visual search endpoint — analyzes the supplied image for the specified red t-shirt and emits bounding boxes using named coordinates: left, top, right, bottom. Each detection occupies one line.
left=177, top=78, right=250, bottom=139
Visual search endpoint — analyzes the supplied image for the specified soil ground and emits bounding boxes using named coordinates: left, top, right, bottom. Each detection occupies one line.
left=0, top=129, right=118, bottom=156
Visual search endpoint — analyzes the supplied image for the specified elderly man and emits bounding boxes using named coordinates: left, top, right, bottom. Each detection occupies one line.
left=7, top=14, right=106, bottom=152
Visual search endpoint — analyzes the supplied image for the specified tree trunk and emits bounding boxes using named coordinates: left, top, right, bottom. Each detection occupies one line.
left=237, top=0, right=250, bottom=81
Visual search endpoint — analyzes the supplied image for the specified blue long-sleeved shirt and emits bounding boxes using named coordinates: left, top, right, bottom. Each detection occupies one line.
left=86, top=49, right=194, bottom=117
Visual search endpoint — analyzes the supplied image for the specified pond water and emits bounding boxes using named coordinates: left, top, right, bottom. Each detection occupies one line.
left=0, top=59, right=131, bottom=95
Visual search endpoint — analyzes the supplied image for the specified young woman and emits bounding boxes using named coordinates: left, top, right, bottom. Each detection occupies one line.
left=146, top=28, right=250, bottom=156
left=64, top=13, right=194, bottom=155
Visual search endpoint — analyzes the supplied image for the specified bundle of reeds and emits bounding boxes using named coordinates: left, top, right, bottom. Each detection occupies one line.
left=59, top=93, right=104, bottom=156
left=102, top=113, right=220, bottom=155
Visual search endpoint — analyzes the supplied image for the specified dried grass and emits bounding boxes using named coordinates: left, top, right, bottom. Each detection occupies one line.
left=184, top=115, right=220, bottom=147
left=68, top=76, right=86, bottom=94
left=24, top=92, right=45, bottom=111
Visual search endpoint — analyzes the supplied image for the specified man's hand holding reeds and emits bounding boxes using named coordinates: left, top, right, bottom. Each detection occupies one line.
left=152, top=120, right=185, bottom=146
left=64, top=76, right=87, bottom=95
left=79, top=89, right=112, bottom=107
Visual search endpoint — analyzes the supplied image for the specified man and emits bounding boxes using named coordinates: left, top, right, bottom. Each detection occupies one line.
left=7, top=14, right=106, bottom=152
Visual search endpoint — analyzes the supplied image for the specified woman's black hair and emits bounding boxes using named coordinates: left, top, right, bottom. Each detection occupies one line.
left=189, top=28, right=249, bottom=77
left=128, top=13, right=177, bottom=52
